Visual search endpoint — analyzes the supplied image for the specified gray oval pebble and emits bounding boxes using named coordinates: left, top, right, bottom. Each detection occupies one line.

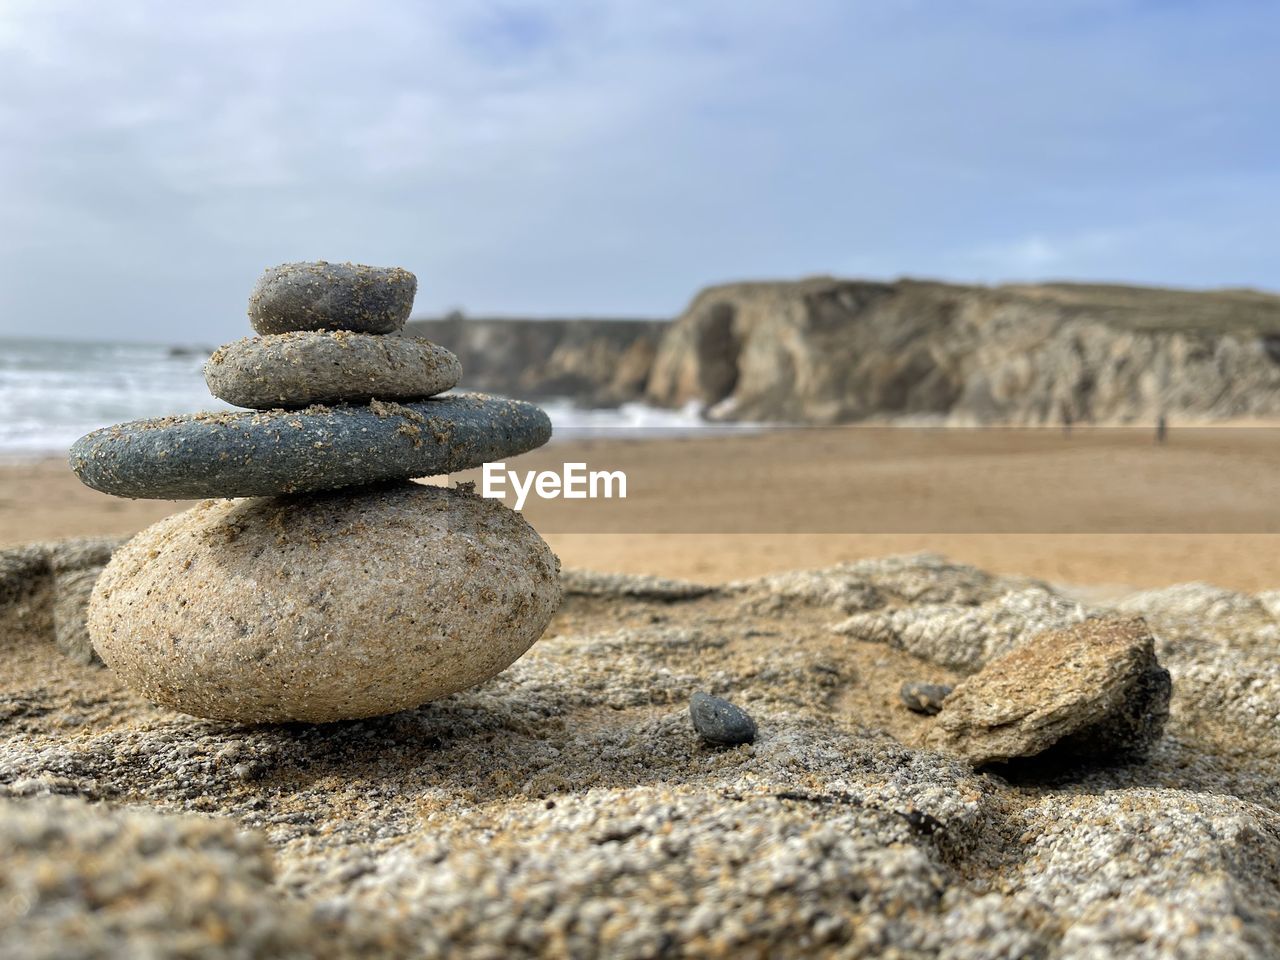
left=690, top=691, right=757, bottom=746
left=248, top=262, right=417, bottom=335
left=69, top=394, right=551, bottom=500
left=205, top=332, right=461, bottom=409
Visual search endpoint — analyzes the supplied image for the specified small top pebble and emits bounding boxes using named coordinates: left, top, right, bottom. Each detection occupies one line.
left=248, top=261, right=417, bottom=335
left=690, top=692, right=757, bottom=746
left=899, top=682, right=953, bottom=715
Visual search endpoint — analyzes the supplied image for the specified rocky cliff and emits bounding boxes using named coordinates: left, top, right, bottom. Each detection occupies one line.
left=409, top=281, right=1280, bottom=424
left=645, top=278, right=1280, bottom=423
left=405, top=315, right=665, bottom=407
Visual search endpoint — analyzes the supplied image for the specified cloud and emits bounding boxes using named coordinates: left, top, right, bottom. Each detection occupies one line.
left=0, top=1, right=1277, bottom=341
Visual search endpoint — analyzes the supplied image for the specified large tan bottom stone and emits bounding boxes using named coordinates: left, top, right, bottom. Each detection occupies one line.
left=88, top=483, right=561, bottom=722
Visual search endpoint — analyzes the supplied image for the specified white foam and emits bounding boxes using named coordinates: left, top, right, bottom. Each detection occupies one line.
left=541, top=399, right=756, bottom=440
left=0, top=338, right=233, bottom=456
left=0, top=337, right=741, bottom=455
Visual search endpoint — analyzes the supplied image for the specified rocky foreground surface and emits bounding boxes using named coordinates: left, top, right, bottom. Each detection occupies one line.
left=2, top=542, right=1279, bottom=958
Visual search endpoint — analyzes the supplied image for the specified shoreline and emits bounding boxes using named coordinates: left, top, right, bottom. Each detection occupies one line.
left=8, top=423, right=1280, bottom=591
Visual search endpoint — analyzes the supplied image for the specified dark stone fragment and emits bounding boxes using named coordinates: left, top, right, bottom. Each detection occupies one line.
left=690, top=691, right=757, bottom=746
left=899, top=682, right=953, bottom=716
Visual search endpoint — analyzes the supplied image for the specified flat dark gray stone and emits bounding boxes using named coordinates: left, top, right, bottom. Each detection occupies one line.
left=69, top=394, right=551, bottom=500
left=249, top=262, right=417, bottom=335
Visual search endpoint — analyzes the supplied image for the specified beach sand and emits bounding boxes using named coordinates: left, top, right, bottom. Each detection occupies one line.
left=5, top=424, right=1279, bottom=592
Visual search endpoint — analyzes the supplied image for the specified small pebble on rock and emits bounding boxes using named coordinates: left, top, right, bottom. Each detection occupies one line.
left=899, top=682, right=953, bottom=715
left=690, top=692, right=757, bottom=746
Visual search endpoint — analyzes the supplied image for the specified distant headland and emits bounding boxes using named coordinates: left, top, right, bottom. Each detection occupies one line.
left=409, top=278, right=1280, bottom=424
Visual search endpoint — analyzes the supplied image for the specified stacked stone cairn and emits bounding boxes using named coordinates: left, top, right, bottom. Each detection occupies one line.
left=70, top=262, right=561, bottom=723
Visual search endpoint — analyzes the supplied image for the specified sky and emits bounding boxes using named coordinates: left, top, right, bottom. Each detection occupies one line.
left=1, top=0, right=1278, bottom=343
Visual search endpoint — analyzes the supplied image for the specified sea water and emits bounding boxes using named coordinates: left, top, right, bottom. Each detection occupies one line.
left=0, top=336, right=728, bottom=455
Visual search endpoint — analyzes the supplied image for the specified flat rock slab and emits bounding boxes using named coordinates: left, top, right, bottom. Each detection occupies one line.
left=69, top=394, right=551, bottom=499
left=204, top=332, right=461, bottom=409
left=925, top=617, right=1171, bottom=765
left=248, top=261, right=416, bottom=335
left=3, top=554, right=1280, bottom=956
